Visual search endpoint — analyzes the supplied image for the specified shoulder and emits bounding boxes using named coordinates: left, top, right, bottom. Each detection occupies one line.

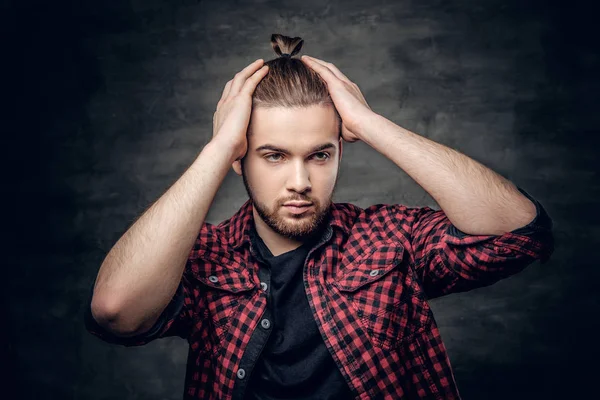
left=333, top=201, right=428, bottom=221
left=187, top=221, right=225, bottom=256
left=331, top=202, right=421, bottom=243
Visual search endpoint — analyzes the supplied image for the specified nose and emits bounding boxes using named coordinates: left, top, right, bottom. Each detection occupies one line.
left=286, top=159, right=311, bottom=193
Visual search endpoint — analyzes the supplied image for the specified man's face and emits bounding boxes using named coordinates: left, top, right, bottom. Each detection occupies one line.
left=238, top=105, right=342, bottom=242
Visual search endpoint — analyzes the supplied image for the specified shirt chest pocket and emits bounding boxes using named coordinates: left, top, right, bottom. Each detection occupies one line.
left=193, top=255, right=256, bottom=344
left=333, top=242, right=432, bottom=350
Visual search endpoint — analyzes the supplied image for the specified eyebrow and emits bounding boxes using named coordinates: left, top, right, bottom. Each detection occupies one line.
left=255, top=142, right=337, bottom=155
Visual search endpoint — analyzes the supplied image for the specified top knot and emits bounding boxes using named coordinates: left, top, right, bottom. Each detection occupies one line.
left=270, top=34, right=303, bottom=59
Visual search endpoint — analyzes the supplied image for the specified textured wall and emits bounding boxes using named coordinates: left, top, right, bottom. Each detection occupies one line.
left=4, top=0, right=598, bottom=399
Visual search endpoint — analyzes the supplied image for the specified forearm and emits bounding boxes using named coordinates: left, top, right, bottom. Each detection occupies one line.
left=91, top=137, right=236, bottom=334
left=359, top=113, right=537, bottom=235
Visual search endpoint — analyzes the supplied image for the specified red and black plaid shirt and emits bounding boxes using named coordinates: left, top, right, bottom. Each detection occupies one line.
left=86, top=186, right=554, bottom=399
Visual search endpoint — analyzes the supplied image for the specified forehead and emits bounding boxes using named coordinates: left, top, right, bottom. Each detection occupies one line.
left=249, top=105, right=339, bottom=149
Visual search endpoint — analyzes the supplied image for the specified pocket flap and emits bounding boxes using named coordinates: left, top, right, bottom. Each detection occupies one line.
left=189, top=254, right=256, bottom=293
left=334, top=242, right=404, bottom=292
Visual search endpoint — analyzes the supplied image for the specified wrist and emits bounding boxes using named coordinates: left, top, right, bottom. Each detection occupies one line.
left=354, top=110, right=383, bottom=141
left=207, top=135, right=243, bottom=163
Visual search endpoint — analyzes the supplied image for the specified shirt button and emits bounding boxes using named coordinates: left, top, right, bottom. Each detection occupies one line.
left=208, top=275, right=218, bottom=283
left=260, top=282, right=268, bottom=291
left=261, top=318, right=271, bottom=329
left=369, top=269, right=380, bottom=277
left=237, top=368, right=246, bottom=379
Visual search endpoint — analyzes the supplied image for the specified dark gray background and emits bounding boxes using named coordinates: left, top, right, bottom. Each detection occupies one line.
left=4, top=0, right=598, bottom=399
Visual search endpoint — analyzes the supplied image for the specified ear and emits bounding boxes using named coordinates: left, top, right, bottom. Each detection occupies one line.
left=232, top=160, right=242, bottom=176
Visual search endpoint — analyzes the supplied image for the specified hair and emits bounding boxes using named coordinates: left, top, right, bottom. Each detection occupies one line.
left=251, top=34, right=341, bottom=135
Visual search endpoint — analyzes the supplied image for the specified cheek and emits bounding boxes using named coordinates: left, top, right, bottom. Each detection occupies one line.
left=314, top=171, right=338, bottom=193
left=248, top=168, right=281, bottom=195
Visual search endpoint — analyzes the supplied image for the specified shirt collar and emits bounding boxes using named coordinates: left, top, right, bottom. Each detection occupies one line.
left=226, top=199, right=353, bottom=250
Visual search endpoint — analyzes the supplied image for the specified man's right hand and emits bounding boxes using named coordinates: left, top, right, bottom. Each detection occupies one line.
left=212, top=59, right=269, bottom=162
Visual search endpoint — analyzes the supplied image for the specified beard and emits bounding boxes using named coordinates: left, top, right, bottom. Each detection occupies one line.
left=241, top=163, right=339, bottom=242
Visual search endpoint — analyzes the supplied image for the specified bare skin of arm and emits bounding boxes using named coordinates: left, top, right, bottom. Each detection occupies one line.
left=90, top=59, right=269, bottom=336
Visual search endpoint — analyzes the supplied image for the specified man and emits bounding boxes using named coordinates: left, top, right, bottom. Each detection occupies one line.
left=85, top=43, right=554, bottom=400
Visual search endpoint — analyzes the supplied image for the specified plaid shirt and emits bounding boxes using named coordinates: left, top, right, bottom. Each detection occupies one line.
left=86, top=186, right=554, bottom=399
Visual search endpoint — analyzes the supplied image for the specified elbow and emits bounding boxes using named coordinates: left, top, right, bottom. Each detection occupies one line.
left=90, top=294, right=144, bottom=336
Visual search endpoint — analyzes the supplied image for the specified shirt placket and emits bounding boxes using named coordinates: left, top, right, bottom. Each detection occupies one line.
left=231, top=225, right=335, bottom=400
left=230, top=243, right=273, bottom=400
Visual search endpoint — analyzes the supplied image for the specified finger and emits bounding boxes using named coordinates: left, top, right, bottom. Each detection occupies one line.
left=219, top=80, right=233, bottom=104
left=220, top=59, right=262, bottom=104
left=300, top=56, right=341, bottom=85
left=303, top=55, right=350, bottom=83
left=240, top=65, right=269, bottom=96
left=229, top=59, right=265, bottom=95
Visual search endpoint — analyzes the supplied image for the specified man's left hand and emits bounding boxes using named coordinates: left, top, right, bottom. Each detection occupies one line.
left=301, top=55, right=375, bottom=143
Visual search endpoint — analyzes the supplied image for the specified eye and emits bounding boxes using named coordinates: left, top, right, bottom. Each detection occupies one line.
left=265, top=153, right=283, bottom=162
left=312, top=152, right=330, bottom=161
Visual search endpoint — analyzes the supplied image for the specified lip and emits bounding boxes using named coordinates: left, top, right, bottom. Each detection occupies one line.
left=283, top=201, right=313, bottom=207
left=283, top=204, right=313, bottom=214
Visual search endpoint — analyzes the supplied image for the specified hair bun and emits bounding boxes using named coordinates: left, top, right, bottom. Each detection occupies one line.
left=270, top=34, right=304, bottom=59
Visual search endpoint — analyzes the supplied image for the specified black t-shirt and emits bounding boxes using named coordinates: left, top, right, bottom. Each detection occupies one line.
left=244, top=225, right=354, bottom=399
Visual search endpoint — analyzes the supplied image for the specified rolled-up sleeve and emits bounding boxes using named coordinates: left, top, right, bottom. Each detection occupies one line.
left=408, top=186, right=555, bottom=300
left=84, top=260, right=199, bottom=347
